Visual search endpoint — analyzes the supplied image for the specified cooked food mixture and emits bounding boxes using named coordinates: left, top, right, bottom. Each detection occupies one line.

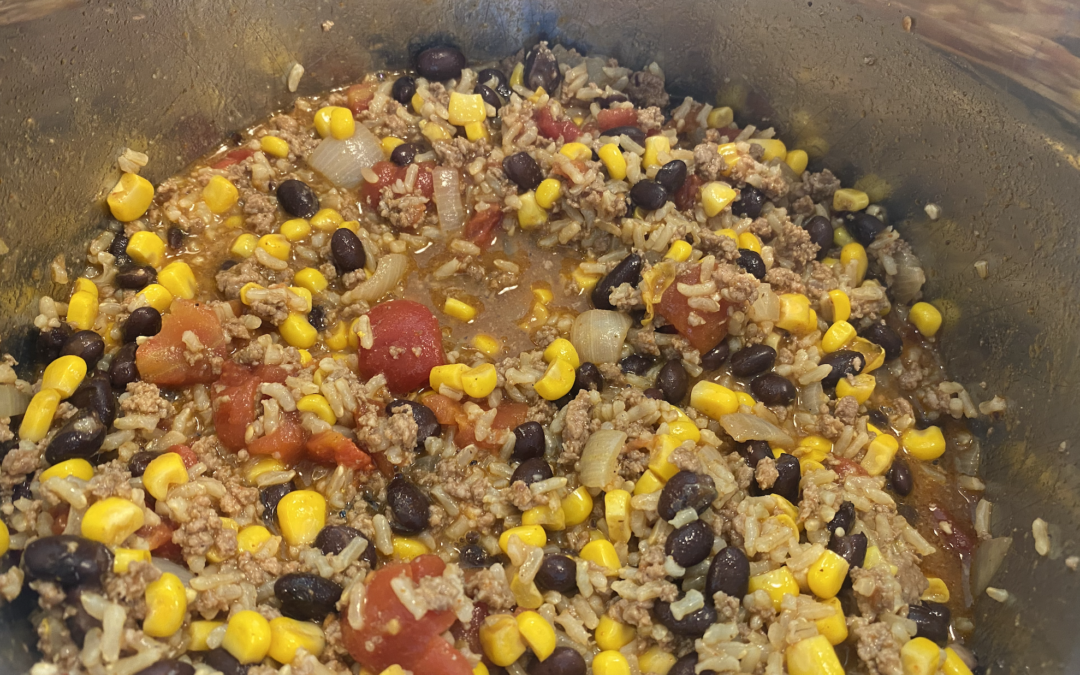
left=0, top=42, right=998, bottom=675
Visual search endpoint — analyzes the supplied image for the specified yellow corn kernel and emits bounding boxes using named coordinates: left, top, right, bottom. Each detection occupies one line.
left=186, top=620, right=225, bottom=652
left=832, top=226, right=854, bottom=248
left=669, top=408, right=702, bottom=443
left=238, top=282, right=266, bottom=306
left=836, top=373, right=875, bottom=405
left=474, top=664, right=490, bottom=675
left=752, top=138, right=787, bottom=162
left=595, top=615, right=635, bottom=651
left=157, top=261, right=198, bottom=300
left=522, top=503, right=566, bottom=531
left=777, top=293, right=814, bottom=335
left=66, top=290, right=98, bottom=331
left=277, top=490, right=326, bottom=546
left=786, top=635, right=844, bottom=675
left=314, top=106, right=337, bottom=137
left=430, top=363, right=469, bottom=392
left=863, top=545, right=884, bottom=570
left=749, top=567, right=800, bottom=610
left=460, top=363, right=497, bottom=399
left=605, top=489, right=632, bottom=543
left=258, top=233, right=291, bottom=261
left=841, top=242, right=868, bottom=285
left=514, top=611, right=556, bottom=661
left=543, top=338, right=580, bottom=369
left=734, top=391, right=754, bottom=408
left=260, top=135, right=290, bottom=158
left=42, top=355, right=87, bottom=398
left=901, top=637, right=944, bottom=675
left=534, top=358, right=575, bottom=401
left=706, top=106, right=734, bottom=129
left=295, top=394, right=336, bottom=426
left=279, top=313, right=318, bottom=349
left=598, top=144, right=627, bottom=180
left=715, top=228, right=738, bottom=241
left=910, top=302, right=943, bottom=337
left=411, top=91, right=425, bottom=113
left=634, top=469, right=666, bottom=496
left=287, top=287, right=313, bottom=313
left=535, top=178, right=563, bottom=210
left=244, top=456, right=286, bottom=485
left=112, top=547, right=151, bottom=573
left=833, top=187, right=870, bottom=212
left=127, top=231, right=166, bottom=267
left=392, top=536, right=430, bottom=561
left=142, top=572, right=187, bottom=638
left=701, top=181, right=738, bottom=217
left=828, top=289, right=851, bottom=323
left=821, top=321, right=856, bottom=353
left=325, top=321, right=349, bottom=351
left=420, top=120, right=453, bottom=142
left=269, top=616, right=326, bottom=664
left=943, top=648, right=974, bottom=675
left=580, top=538, right=621, bottom=574
left=902, top=426, right=946, bottom=461
left=690, top=381, right=740, bottom=421
left=0, top=520, right=7, bottom=557
left=922, top=577, right=950, bottom=604
left=716, top=142, right=740, bottom=173
left=223, top=215, right=245, bottom=229
left=464, top=121, right=489, bottom=142
left=527, top=86, right=547, bottom=104
left=798, top=434, right=832, bottom=456
left=785, top=149, right=809, bottom=174
left=499, top=525, right=547, bottom=553
left=237, top=525, right=274, bottom=554
left=203, top=175, right=239, bottom=214
left=510, top=574, right=543, bottom=609
left=737, top=231, right=762, bottom=253
left=279, top=218, right=312, bottom=242
left=664, top=240, right=693, bottom=263
left=533, top=286, right=554, bottom=305
left=517, top=191, right=547, bottom=229
left=41, top=458, right=94, bottom=483
left=73, top=277, right=98, bottom=299
left=294, top=268, right=329, bottom=294
left=562, top=487, right=594, bottom=527
left=807, top=550, right=851, bottom=600
left=329, top=106, right=356, bottom=140
left=448, top=92, right=488, bottom=125
left=142, top=452, right=189, bottom=501
left=649, top=434, right=682, bottom=481
left=381, top=136, right=405, bottom=156
left=480, top=614, right=526, bottom=667
left=643, top=135, right=671, bottom=169
left=508, top=62, right=525, bottom=87
left=443, top=297, right=478, bottom=322
left=594, top=650, right=631, bottom=675
left=472, top=334, right=502, bottom=357
left=107, top=173, right=155, bottom=222
left=81, top=497, right=144, bottom=547
left=861, top=431, right=899, bottom=477
left=815, top=597, right=848, bottom=646
left=572, top=267, right=602, bottom=293
left=306, top=208, right=343, bottom=233
left=223, top=610, right=272, bottom=664
left=19, top=389, right=61, bottom=442
left=850, top=337, right=885, bottom=373
left=230, top=233, right=258, bottom=258
left=560, top=142, right=592, bottom=161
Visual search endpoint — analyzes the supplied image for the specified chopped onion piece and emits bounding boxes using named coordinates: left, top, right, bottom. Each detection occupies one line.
left=0, top=384, right=29, bottom=418
left=579, top=429, right=627, bottom=490
left=572, top=310, right=632, bottom=364
left=889, top=248, right=926, bottom=304
left=970, top=536, right=1012, bottom=597
left=431, top=167, right=465, bottom=231
left=307, top=122, right=383, bottom=189
left=343, top=253, right=409, bottom=304
left=719, top=413, right=795, bottom=448
left=748, top=286, right=780, bottom=322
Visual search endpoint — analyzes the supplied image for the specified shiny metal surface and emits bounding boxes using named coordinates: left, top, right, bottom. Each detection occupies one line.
left=1, top=0, right=1079, bottom=672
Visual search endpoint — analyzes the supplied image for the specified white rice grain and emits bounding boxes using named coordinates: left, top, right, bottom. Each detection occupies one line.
left=1033, top=518, right=1050, bottom=556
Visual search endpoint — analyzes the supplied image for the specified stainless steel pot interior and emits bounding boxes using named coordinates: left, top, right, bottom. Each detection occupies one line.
left=2, top=0, right=1079, bottom=672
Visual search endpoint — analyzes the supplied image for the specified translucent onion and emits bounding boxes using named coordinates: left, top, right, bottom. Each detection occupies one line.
left=431, top=167, right=465, bottom=231
left=0, top=384, right=29, bottom=418
left=797, top=382, right=826, bottom=413
left=307, top=121, right=383, bottom=189
left=343, top=253, right=409, bottom=304
left=719, top=412, right=795, bottom=448
left=579, top=429, right=627, bottom=489
left=748, top=287, right=780, bottom=322
left=970, top=536, right=1012, bottom=597
left=571, top=310, right=632, bottom=364
left=889, top=248, right=926, bottom=304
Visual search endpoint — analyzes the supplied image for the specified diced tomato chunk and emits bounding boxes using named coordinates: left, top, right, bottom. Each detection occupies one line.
left=423, top=394, right=464, bottom=425
left=306, top=430, right=374, bottom=472
left=675, top=174, right=703, bottom=211
left=213, top=362, right=292, bottom=452
left=357, top=300, right=445, bottom=394
left=167, top=444, right=198, bottom=468
left=535, top=107, right=581, bottom=142
left=138, top=522, right=175, bottom=550
left=463, top=207, right=504, bottom=250
left=346, top=82, right=377, bottom=116
left=929, top=504, right=977, bottom=555
left=596, top=108, right=638, bottom=132
left=136, top=300, right=227, bottom=387
left=419, top=396, right=525, bottom=451
left=212, top=148, right=255, bottom=169
left=655, top=268, right=730, bottom=353
left=829, top=457, right=868, bottom=478
left=248, top=411, right=308, bottom=464
left=360, top=161, right=435, bottom=210
left=50, top=506, right=69, bottom=536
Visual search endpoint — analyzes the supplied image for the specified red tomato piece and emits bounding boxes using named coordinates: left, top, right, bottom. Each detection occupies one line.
left=357, top=300, right=445, bottom=394
left=463, top=208, right=504, bottom=250
left=674, top=174, right=703, bottom=211
left=535, top=107, right=581, bottom=142
left=213, top=364, right=260, bottom=452
left=347, top=82, right=377, bottom=116
left=425, top=398, right=526, bottom=452
left=167, top=444, right=198, bottom=469
left=928, top=504, right=977, bottom=556
left=360, top=161, right=434, bottom=210
left=136, top=300, right=227, bottom=386
left=138, top=522, right=175, bottom=550
left=248, top=411, right=308, bottom=464
left=50, top=506, right=69, bottom=536
left=306, top=430, right=374, bottom=472
left=596, top=108, right=638, bottom=132
left=829, top=457, right=869, bottom=478
left=212, top=148, right=255, bottom=169
left=422, top=394, right=464, bottom=426
left=655, top=268, right=730, bottom=353
left=409, top=638, right=474, bottom=675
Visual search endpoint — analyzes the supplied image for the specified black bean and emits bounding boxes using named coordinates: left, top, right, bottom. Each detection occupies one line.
left=315, top=525, right=377, bottom=569
left=574, top=362, right=604, bottom=394
left=260, top=482, right=293, bottom=525
left=730, top=344, right=776, bottom=377
left=61, top=330, right=105, bottom=367
left=511, top=457, right=553, bottom=487
left=842, top=212, right=886, bottom=246
left=828, top=532, right=868, bottom=568
left=459, top=543, right=492, bottom=568
left=123, top=307, right=162, bottom=344
left=391, top=76, right=417, bottom=105
left=600, top=126, right=646, bottom=147
left=69, top=372, right=116, bottom=426
left=701, top=341, right=731, bottom=371
left=330, top=228, right=367, bottom=273
left=510, top=421, right=545, bottom=462
left=736, top=440, right=772, bottom=469
left=665, top=519, right=714, bottom=568
left=535, top=554, right=577, bottom=594
left=65, top=586, right=102, bottom=648
left=591, top=253, right=643, bottom=310
left=390, top=142, right=419, bottom=166
left=824, top=503, right=853, bottom=541
left=38, top=325, right=72, bottom=362
left=619, top=354, right=652, bottom=376
left=135, top=659, right=196, bottom=675
left=819, top=350, right=865, bottom=389
left=706, top=546, right=750, bottom=600
left=276, top=179, right=319, bottom=218
left=653, top=599, right=717, bottom=637
left=387, top=475, right=431, bottom=534
left=769, top=453, right=801, bottom=504
left=886, top=458, right=914, bottom=496
left=475, top=83, right=502, bottom=111
left=12, top=474, right=33, bottom=501
left=522, top=43, right=562, bottom=92
left=629, top=180, right=668, bottom=211
left=109, top=232, right=130, bottom=258
left=386, top=399, right=441, bottom=452
left=204, top=648, right=248, bottom=675
left=308, top=305, right=327, bottom=332
left=166, top=227, right=185, bottom=251
left=670, top=653, right=716, bottom=675
left=117, top=265, right=157, bottom=290
left=908, top=601, right=950, bottom=646
left=802, top=215, right=833, bottom=261
left=22, top=535, right=112, bottom=587
left=732, top=186, right=765, bottom=219
left=45, top=411, right=106, bottom=464
left=657, top=360, right=689, bottom=403
left=655, top=160, right=688, bottom=194
left=110, top=342, right=140, bottom=388
left=658, top=471, right=717, bottom=521
left=867, top=408, right=890, bottom=429
left=861, top=322, right=904, bottom=361
left=274, top=572, right=343, bottom=622
left=643, top=387, right=664, bottom=400
left=416, top=46, right=466, bottom=82
left=736, top=249, right=766, bottom=280
left=597, top=93, right=630, bottom=108
left=477, top=68, right=512, bottom=100
left=129, top=451, right=160, bottom=478
left=750, top=373, right=796, bottom=406
left=528, top=646, right=586, bottom=675
left=502, top=152, right=544, bottom=192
